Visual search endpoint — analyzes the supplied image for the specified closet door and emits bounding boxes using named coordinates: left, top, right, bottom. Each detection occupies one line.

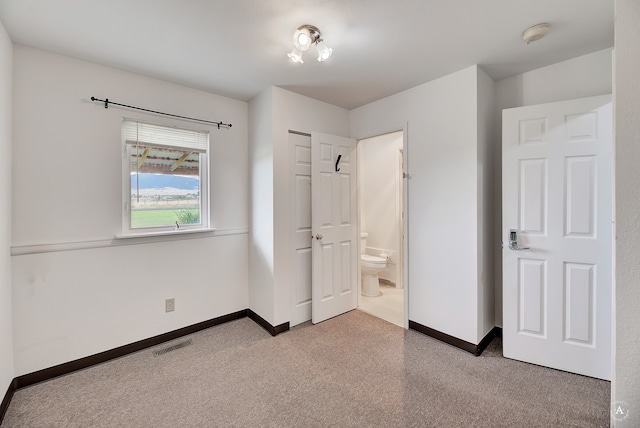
left=290, top=132, right=312, bottom=326
left=311, top=132, right=357, bottom=324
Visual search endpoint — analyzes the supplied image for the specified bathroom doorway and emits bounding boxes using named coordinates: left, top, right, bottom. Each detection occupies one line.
left=357, top=131, right=405, bottom=327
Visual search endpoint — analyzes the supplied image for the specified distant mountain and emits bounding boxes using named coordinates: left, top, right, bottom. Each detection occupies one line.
left=131, top=173, right=199, bottom=190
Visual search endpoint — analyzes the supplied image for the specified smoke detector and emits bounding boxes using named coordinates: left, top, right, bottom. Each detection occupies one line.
left=522, top=23, right=550, bottom=44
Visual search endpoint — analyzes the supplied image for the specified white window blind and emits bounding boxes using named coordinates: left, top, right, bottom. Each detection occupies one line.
left=122, top=119, right=209, bottom=153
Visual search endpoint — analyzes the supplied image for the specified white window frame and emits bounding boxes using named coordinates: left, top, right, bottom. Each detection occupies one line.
left=120, top=118, right=211, bottom=237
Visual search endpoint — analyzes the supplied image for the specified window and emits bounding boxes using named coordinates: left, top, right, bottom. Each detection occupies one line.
left=121, top=119, right=210, bottom=235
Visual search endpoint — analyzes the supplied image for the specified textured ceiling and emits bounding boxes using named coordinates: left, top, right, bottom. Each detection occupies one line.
left=0, top=0, right=614, bottom=109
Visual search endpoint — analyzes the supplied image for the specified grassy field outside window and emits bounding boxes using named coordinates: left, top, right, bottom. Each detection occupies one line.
left=131, top=208, right=200, bottom=228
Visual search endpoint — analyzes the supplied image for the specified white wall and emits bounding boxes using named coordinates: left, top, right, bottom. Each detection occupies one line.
left=351, top=65, right=492, bottom=345
left=493, top=49, right=613, bottom=326
left=495, top=48, right=613, bottom=110
left=359, top=132, right=403, bottom=284
left=0, top=21, right=14, bottom=393
left=613, top=0, right=640, bottom=425
left=11, top=46, right=250, bottom=375
left=477, top=67, right=496, bottom=339
left=248, top=87, right=275, bottom=324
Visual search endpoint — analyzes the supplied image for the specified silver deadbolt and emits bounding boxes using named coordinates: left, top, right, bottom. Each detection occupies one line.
left=509, top=229, right=530, bottom=251
left=315, top=233, right=323, bottom=240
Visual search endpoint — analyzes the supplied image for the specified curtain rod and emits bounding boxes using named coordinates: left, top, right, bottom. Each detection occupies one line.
left=90, top=96, right=232, bottom=129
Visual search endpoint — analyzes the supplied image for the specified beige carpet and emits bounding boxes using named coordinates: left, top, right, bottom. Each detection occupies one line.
left=1, top=310, right=610, bottom=427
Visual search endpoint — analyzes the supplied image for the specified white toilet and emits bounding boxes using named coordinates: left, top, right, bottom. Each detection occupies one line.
left=360, top=233, right=387, bottom=297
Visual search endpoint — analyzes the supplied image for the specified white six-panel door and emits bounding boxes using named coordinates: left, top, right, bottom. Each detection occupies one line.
left=311, top=132, right=358, bottom=324
left=502, top=95, right=612, bottom=380
left=290, top=132, right=312, bottom=326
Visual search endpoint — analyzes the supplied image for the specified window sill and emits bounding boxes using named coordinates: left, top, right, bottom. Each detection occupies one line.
left=115, top=227, right=217, bottom=240
left=11, top=228, right=248, bottom=256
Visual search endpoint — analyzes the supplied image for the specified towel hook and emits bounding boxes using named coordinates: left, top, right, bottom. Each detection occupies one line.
left=335, top=154, right=342, bottom=172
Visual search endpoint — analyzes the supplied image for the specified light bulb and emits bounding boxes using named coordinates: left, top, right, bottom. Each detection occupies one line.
left=297, top=32, right=309, bottom=46
left=316, top=41, right=333, bottom=62
left=293, top=27, right=312, bottom=51
left=287, top=49, right=304, bottom=64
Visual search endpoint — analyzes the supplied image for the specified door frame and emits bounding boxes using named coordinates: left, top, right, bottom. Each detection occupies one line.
left=356, top=125, right=409, bottom=329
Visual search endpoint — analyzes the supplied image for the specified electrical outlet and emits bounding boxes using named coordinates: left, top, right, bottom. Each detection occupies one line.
left=165, top=298, right=175, bottom=312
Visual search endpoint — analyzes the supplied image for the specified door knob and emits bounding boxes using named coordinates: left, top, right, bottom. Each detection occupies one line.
left=315, top=233, right=323, bottom=240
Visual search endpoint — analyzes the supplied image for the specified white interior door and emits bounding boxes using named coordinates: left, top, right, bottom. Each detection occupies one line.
left=290, top=132, right=312, bottom=326
left=311, top=132, right=358, bottom=324
left=502, top=94, right=612, bottom=380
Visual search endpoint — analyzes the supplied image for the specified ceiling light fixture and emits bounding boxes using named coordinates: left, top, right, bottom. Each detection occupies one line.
left=287, top=24, right=333, bottom=64
left=522, top=23, right=550, bottom=44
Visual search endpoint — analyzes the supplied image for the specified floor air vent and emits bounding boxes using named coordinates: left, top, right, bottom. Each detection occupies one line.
left=153, top=339, right=193, bottom=357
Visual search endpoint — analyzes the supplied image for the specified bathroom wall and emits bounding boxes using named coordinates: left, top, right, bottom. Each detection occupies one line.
left=0, top=19, right=14, bottom=396
left=11, top=46, right=250, bottom=376
left=359, top=131, right=403, bottom=285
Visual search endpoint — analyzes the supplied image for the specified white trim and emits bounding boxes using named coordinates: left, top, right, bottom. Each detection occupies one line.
left=396, top=147, right=404, bottom=290
left=11, top=228, right=248, bottom=256
left=115, top=227, right=216, bottom=239
left=402, top=122, right=409, bottom=330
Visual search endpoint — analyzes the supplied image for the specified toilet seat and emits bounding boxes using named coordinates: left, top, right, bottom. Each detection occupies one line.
left=361, top=254, right=386, bottom=265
